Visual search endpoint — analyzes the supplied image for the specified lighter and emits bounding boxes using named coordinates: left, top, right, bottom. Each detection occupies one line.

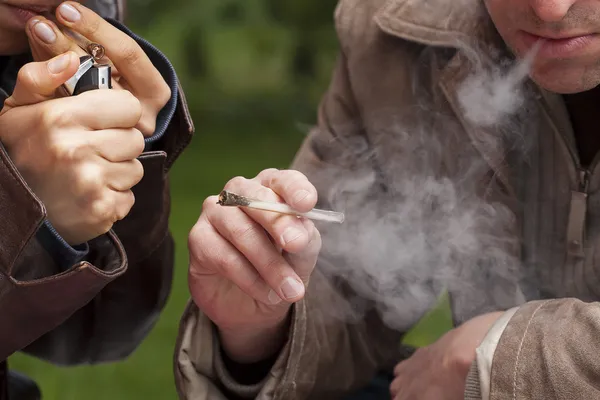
left=41, top=11, right=111, bottom=96
left=63, top=55, right=112, bottom=96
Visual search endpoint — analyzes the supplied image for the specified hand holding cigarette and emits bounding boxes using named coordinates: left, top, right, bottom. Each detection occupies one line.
left=188, top=169, right=323, bottom=363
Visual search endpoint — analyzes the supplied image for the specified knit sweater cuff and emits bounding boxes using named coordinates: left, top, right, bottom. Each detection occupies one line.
left=464, top=360, right=482, bottom=400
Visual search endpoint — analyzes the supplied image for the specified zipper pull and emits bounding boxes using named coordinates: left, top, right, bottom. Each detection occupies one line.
left=580, top=169, right=590, bottom=192
left=567, top=169, right=589, bottom=257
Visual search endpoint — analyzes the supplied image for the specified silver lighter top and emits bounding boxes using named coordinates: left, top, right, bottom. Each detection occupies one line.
left=63, top=55, right=95, bottom=94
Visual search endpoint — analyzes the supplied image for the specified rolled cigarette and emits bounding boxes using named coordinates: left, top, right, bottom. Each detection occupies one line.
left=42, top=11, right=106, bottom=60
left=217, top=190, right=345, bottom=224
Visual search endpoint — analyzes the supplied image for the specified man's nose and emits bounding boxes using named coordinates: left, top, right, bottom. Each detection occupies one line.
left=528, top=0, right=578, bottom=22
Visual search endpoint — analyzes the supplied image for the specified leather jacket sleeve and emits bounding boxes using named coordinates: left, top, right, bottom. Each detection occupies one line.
left=0, top=31, right=194, bottom=363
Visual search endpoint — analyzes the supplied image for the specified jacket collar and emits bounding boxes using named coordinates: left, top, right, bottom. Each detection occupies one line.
left=373, top=0, right=497, bottom=48
left=86, top=0, right=125, bottom=21
left=373, top=0, right=522, bottom=196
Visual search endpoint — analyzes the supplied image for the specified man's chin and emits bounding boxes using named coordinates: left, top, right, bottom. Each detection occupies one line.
left=528, top=66, right=600, bottom=94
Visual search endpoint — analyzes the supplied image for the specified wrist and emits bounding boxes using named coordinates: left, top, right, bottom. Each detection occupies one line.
left=452, top=311, right=506, bottom=373
left=218, top=311, right=292, bottom=364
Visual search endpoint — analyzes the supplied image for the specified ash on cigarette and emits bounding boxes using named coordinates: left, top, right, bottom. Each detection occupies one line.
left=217, top=190, right=252, bottom=207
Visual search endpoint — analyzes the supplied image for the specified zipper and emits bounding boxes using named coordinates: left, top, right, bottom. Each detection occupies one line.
left=567, top=167, right=592, bottom=258
left=538, top=90, right=600, bottom=260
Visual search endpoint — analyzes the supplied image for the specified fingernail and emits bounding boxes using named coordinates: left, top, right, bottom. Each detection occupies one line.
left=33, top=22, right=56, bottom=44
left=280, top=277, right=304, bottom=300
left=281, top=227, right=302, bottom=246
left=293, top=190, right=310, bottom=206
left=48, top=53, right=71, bottom=73
left=58, top=3, right=81, bottom=22
left=268, top=290, right=282, bottom=305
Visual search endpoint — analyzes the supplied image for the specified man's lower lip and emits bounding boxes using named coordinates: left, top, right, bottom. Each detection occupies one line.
left=518, top=31, right=598, bottom=58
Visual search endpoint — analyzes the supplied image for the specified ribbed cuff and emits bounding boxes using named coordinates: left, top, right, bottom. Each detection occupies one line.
left=464, top=360, right=482, bottom=400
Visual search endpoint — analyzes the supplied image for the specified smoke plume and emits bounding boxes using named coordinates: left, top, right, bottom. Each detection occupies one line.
left=307, top=39, right=542, bottom=332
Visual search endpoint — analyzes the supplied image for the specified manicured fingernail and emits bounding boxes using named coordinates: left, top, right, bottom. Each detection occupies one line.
left=58, top=3, right=81, bottom=22
left=34, top=21, right=56, bottom=44
left=268, top=290, right=282, bottom=305
left=48, top=53, right=71, bottom=73
left=293, top=190, right=310, bottom=205
left=281, top=227, right=302, bottom=246
left=280, top=278, right=304, bottom=300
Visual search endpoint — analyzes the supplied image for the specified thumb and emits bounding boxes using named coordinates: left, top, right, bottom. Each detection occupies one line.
left=4, top=51, right=79, bottom=109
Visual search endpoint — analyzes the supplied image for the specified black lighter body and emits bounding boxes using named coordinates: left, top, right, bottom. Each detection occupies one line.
left=63, top=55, right=112, bottom=96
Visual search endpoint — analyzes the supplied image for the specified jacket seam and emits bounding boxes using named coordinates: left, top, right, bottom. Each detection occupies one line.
left=511, top=301, right=549, bottom=399
left=0, top=150, right=43, bottom=276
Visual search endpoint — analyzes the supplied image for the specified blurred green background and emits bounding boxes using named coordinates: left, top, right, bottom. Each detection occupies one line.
left=8, top=0, right=452, bottom=398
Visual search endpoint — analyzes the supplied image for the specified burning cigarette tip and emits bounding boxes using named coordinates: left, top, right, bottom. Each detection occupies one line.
left=217, top=190, right=251, bottom=207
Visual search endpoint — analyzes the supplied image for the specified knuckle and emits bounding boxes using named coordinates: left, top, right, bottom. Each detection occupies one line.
left=85, top=17, right=102, bottom=36
left=138, top=116, right=156, bottom=136
left=116, top=191, right=135, bottom=221
left=230, top=223, right=257, bottom=243
left=90, top=196, right=115, bottom=224
left=156, top=81, right=171, bottom=108
left=216, top=252, right=243, bottom=275
left=39, top=103, right=68, bottom=128
left=116, top=90, right=142, bottom=117
left=130, top=129, right=145, bottom=155
left=224, top=176, right=249, bottom=190
left=47, top=136, right=78, bottom=164
left=76, top=163, right=105, bottom=192
left=130, top=93, right=143, bottom=116
left=275, top=169, right=308, bottom=188
left=201, top=195, right=219, bottom=212
left=132, top=159, right=144, bottom=184
left=262, top=255, right=284, bottom=273
left=17, top=64, right=38, bottom=87
left=254, top=185, right=277, bottom=201
left=188, top=222, right=206, bottom=248
left=256, top=168, right=279, bottom=180
left=118, top=38, right=143, bottom=66
left=123, top=90, right=142, bottom=112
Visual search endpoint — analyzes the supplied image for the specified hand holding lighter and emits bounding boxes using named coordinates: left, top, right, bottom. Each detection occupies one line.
left=41, top=11, right=111, bottom=96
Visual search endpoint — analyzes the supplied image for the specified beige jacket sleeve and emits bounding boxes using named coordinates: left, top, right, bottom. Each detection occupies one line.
left=464, top=298, right=600, bottom=400
left=174, top=48, right=407, bottom=399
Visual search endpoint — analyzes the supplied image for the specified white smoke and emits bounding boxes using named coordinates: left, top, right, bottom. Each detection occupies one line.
left=307, top=40, right=541, bottom=332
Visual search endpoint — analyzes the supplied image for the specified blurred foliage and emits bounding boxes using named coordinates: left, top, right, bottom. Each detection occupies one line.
left=125, top=0, right=340, bottom=124
left=8, top=1, right=452, bottom=398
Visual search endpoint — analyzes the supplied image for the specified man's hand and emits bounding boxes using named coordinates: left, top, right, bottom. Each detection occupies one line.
left=25, top=1, right=171, bottom=136
left=188, top=169, right=322, bottom=363
left=0, top=52, right=145, bottom=245
left=390, top=311, right=504, bottom=400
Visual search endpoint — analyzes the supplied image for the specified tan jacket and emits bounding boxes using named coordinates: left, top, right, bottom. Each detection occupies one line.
left=175, top=0, right=600, bottom=398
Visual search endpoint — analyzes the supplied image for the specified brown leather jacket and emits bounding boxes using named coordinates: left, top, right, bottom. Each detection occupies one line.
left=174, top=0, right=600, bottom=399
left=0, top=0, right=193, bottom=397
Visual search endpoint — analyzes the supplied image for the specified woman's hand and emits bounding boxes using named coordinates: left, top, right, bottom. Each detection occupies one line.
left=24, top=1, right=171, bottom=136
